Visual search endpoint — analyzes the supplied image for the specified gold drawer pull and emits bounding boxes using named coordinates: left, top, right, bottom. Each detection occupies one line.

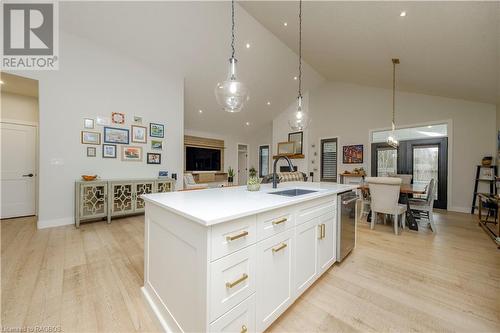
left=272, top=217, right=287, bottom=225
left=226, top=231, right=249, bottom=242
left=226, top=273, right=248, bottom=288
left=272, top=243, right=287, bottom=253
left=322, top=224, right=326, bottom=239
left=318, top=224, right=326, bottom=240
left=241, top=325, right=248, bottom=333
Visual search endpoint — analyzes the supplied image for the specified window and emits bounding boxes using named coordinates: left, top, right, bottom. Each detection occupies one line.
left=376, top=147, right=397, bottom=176
left=259, top=145, right=270, bottom=177
left=371, top=123, right=447, bottom=143
left=320, top=138, right=337, bottom=182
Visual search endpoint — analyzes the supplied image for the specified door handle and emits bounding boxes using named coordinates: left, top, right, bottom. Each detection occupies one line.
left=342, top=197, right=359, bottom=205
left=22, top=173, right=34, bottom=177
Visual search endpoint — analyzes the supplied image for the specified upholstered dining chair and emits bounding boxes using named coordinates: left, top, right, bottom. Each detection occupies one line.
left=366, top=177, right=407, bottom=235
left=409, top=178, right=436, bottom=232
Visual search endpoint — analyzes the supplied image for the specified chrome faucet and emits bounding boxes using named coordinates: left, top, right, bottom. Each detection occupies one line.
left=272, top=156, right=295, bottom=188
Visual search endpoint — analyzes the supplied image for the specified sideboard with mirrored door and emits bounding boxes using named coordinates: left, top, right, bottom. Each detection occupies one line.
left=75, top=178, right=175, bottom=227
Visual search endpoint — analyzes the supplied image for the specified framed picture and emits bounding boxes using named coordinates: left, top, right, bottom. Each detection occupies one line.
left=134, top=116, right=143, bottom=124
left=150, top=123, right=164, bottom=138
left=86, top=146, right=96, bottom=157
left=147, top=153, right=161, bottom=165
left=122, top=146, right=142, bottom=161
left=288, top=131, right=303, bottom=154
left=84, top=118, right=94, bottom=129
left=151, top=140, right=163, bottom=150
left=81, top=131, right=100, bottom=145
left=103, top=127, right=129, bottom=144
left=277, top=141, right=295, bottom=155
left=131, top=125, right=147, bottom=143
left=102, top=144, right=117, bottom=158
left=96, top=116, right=110, bottom=126
left=342, top=145, right=363, bottom=164
left=111, top=112, right=125, bottom=124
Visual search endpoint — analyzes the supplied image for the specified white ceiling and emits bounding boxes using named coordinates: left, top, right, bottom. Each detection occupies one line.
left=58, top=2, right=324, bottom=137
left=242, top=1, right=500, bottom=105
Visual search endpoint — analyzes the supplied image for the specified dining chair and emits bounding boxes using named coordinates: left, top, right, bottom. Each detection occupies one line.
left=389, top=173, right=413, bottom=185
left=366, top=177, right=407, bottom=235
left=409, top=178, right=436, bottom=232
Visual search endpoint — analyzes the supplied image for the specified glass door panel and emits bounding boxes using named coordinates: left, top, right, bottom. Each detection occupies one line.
left=376, top=148, right=397, bottom=176
left=412, top=146, right=439, bottom=198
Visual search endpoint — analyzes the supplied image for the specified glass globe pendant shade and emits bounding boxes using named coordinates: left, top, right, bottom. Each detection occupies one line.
left=288, top=95, right=310, bottom=131
left=386, top=122, right=399, bottom=148
left=215, top=57, right=249, bottom=113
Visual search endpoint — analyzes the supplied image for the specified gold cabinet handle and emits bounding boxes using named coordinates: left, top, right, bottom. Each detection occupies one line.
left=272, top=217, right=287, bottom=225
left=241, top=325, right=248, bottom=333
left=272, top=243, right=287, bottom=253
left=225, top=273, right=248, bottom=288
left=318, top=224, right=326, bottom=239
left=226, top=231, right=249, bottom=242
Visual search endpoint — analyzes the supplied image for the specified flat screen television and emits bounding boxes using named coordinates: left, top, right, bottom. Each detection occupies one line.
left=186, top=146, right=221, bottom=171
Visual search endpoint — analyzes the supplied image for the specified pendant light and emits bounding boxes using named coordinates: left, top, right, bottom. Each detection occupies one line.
left=215, top=0, right=249, bottom=113
left=387, top=58, right=400, bottom=148
left=288, top=0, right=310, bottom=131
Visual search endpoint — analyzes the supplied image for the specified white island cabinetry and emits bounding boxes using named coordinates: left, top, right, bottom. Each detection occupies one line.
left=142, top=183, right=356, bottom=333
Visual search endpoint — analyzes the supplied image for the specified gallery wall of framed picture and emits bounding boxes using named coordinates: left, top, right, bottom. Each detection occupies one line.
left=80, top=112, right=166, bottom=165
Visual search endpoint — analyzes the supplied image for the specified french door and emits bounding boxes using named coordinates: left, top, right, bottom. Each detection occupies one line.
left=371, top=137, right=448, bottom=209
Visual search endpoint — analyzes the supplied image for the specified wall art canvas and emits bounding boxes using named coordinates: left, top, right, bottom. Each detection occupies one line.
left=104, top=127, right=129, bottom=144
left=147, top=153, right=161, bottom=165
left=96, top=116, right=110, bottom=126
left=122, top=146, right=142, bottom=161
left=343, top=145, right=363, bottom=164
left=131, top=125, right=147, bottom=143
left=111, top=112, right=125, bottom=124
left=150, top=123, right=164, bottom=138
left=84, top=118, right=94, bottom=129
left=151, top=140, right=163, bottom=150
left=102, top=144, right=117, bottom=158
left=134, top=116, right=143, bottom=124
left=86, top=146, right=96, bottom=157
left=81, top=131, right=100, bottom=145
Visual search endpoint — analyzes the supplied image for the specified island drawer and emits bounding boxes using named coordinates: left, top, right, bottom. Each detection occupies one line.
left=211, top=215, right=257, bottom=260
left=210, top=246, right=256, bottom=322
left=296, top=198, right=336, bottom=225
left=256, top=207, right=294, bottom=241
left=209, top=294, right=255, bottom=333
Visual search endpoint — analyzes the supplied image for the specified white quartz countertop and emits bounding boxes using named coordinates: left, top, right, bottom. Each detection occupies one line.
left=142, top=182, right=358, bottom=226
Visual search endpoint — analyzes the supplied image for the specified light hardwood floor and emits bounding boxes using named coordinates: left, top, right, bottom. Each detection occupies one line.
left=1, top=211, right=499, bottom=332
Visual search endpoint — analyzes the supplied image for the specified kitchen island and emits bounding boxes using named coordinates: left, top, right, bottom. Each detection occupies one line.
left=142, top=182, right=358, bottom=333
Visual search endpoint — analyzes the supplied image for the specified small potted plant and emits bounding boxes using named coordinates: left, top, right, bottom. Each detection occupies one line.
left=227, top=167, right=235, bottom=184
left=247, top=166, right=260, bottom=191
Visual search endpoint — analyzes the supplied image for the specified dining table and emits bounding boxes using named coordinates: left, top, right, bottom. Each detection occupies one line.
left=359, top=183, right=428, bottom=230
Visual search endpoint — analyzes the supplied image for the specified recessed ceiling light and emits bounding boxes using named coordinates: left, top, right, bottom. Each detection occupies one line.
left=245, top=122, right=250, bottom=126
left=400, top=11, right=407, bottom=17
left=427, top=125, right=432, bottom=128
left=267, top=101, right=271, bottom=105
left=246, top=43, right=251, bottom=49
left=283, top=22, right=288, bottom=26
left=293, top=76, right=297, bottom=80
left=198, top=109, right=203, bottom=114
left=0, top=80, right=4, bottom=85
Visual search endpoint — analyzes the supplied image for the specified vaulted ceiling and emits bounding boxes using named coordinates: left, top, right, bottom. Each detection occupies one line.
left=242, top=1, right=499, bottom=105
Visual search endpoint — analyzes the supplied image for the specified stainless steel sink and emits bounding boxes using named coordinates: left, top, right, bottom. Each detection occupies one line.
left=269, top=189, right=318, bottom=197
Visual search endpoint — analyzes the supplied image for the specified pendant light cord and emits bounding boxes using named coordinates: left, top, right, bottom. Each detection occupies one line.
left=298, top=0, right=302, bottom=98
left=231, top=0, right=235, bottom=59
left=392, top=60, right=395, bottom=129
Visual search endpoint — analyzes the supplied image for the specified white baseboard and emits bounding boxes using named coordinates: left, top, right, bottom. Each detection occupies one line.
left=37, top=216, right=73, bottom=229
left=448, top=206, right=471, bottom=214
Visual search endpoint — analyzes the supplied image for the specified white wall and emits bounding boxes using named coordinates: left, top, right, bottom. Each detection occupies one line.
left=9, top=31, right=184, bottom=228
left=273, top=82, right=497, bottom=212
left=1, top=92, right=39, bottom=124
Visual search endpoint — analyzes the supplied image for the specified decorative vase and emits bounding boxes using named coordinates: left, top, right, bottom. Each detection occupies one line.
left=247, top=183, right=260, bottom=191
left=482, top=156, right=493, bottom=167
left=228, top=176, right=234, bottom=183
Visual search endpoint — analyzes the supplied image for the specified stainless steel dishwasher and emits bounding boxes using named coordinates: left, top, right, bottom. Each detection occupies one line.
left=337, top=190, right=358, bottom=262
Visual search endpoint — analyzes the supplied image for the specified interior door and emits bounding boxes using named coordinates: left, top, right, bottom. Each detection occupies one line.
left=238, top=150, right=248, bottom=185
left=0, top=123, right=37, bottom=219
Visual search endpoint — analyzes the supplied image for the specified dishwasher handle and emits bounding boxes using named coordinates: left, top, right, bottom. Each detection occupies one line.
left=342, top=197, right=359, bottom=205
